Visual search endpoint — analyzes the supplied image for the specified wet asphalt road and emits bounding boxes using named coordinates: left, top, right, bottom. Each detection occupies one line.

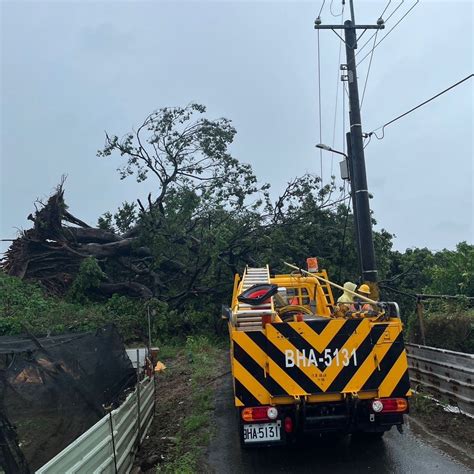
left=208, top=375, right=473, bottom=474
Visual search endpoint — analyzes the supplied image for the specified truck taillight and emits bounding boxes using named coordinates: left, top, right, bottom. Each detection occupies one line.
left=241, top=406, right=278, bottom=422
left=284, top=416, right=293, bottom=433
left=372, top=398, right=408, bottom=413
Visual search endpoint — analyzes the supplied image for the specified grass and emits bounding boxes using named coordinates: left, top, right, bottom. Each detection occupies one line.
left=155, top=336, right=224, bottom=473
left=411, top=391, right=437, bottom=415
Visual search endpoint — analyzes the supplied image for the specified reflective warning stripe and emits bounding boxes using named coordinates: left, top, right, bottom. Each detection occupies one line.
left=390, top=369, right=411, bottom=397
left=326, top=323, right=386, bottom=392
left=233, top=340, right=288, bottom=396
left=361, top=331, right=406, bottom=392
left=235, top=333, right=303, bottom=396
left=378, top=350, right=409, bottom=397
left=231, top=319, right=410, bottom=406
left=235, top=397, right=244, bottom=407
left=250, top=330, right=322, bottom=394
left=233, top=359, right=269, bottom=405
left=342, top=325, right=397, bottom=391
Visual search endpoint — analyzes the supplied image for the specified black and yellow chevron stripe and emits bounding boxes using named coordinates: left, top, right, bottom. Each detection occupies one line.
left=232, top=319, right=410, bottom=407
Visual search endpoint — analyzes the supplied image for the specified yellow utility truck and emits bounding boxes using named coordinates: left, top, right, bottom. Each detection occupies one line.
left=226, top=263, right=410, bottom=446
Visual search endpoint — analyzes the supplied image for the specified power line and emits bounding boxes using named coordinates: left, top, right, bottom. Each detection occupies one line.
left=318, top=0, right=326, bottom=18
left=367, top=74, right=474, bottom=139
left=379, top=0, right=392, bottom=18
left=363, top=134, right=372, bottom=149
left=379, top=284, right=418, bottom=299
left=357, top=0, right=419, bottom=67
left=331, top=2, right=345, bottom=176
left=317, top=29, right=323, bottom=181
left=385, top=0, right=405, bottom=22
left=355, top=1, right=405, bottom=59
left=360, top=29, right=379, bottom=108
left=329, top=0, right=344, bottom=17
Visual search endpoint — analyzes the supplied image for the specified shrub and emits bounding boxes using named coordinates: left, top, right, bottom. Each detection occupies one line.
left=0, top=272, right=221, bottom=343
left=407, top=306, right=474, bottom=353
left=68, top=257, right=106, bottom=303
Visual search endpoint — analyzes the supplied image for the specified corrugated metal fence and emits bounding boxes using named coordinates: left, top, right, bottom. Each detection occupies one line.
left=36, top=376, right=154, bottom=473
left=406, top=343, right=474, bottom=417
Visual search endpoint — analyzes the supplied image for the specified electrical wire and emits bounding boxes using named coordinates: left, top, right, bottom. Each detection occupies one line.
left=330, top=0, right=344, bottom=17
left=317, top=29, right=323, bottom=182
left=367, top=74, right=474, bottom=139
left=380, top=0, right=393, bottom=19
left=357, top=0, right=419, bottom=67
left=356, top=1, right=405, bottom=59
left=318, top=0, right=326, bottom=18
left=363, top=134, right=372, bottom=149
left=385, top=0, right=406, bottom=22
left=379, top=284, right=418, bottom=299
left=331, top=3, right=345, bottom=176
left=360, top=29, right=379, bottom=109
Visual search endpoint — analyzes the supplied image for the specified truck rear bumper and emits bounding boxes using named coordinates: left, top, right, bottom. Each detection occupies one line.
left=301, top=400, right=404, bottom=433
left=239, top=399, right=407, bottom=446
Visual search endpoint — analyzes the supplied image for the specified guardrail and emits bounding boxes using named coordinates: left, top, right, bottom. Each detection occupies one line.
left=36, top=376, right=155, bottom=473
left=406, top=343, right=474, bottom=417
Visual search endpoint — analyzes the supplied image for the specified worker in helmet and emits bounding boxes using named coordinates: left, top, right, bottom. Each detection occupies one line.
left=334, top=281, right=357, bottom=316
left=351, top=284, right=375, bottom=311
left=337, top=282, right=356, bottom=305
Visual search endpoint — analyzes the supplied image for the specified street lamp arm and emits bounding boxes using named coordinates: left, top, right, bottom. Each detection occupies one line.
left=315, top=143, right=348, bottom=159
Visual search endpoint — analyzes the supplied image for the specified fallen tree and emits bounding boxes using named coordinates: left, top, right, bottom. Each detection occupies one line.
left=1, top=104, right=360, bottom=309
left=1, top=182, right=154, bottom=298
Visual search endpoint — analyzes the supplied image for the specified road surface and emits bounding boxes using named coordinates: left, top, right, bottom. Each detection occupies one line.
left=208, top=375, right=473, bottom=474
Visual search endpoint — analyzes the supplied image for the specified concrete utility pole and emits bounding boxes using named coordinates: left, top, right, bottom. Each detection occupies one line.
left=314, top=1, right=384, bottom=285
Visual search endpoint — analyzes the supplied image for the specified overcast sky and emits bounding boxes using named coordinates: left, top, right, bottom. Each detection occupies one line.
left=1, top=0, right=473, bottom=256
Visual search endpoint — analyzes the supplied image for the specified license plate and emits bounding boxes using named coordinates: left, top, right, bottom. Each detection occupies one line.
left=243, top=422, right=281, bottom=443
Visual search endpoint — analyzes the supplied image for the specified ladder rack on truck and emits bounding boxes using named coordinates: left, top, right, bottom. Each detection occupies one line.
left=233, top=267, right=275, bottom=331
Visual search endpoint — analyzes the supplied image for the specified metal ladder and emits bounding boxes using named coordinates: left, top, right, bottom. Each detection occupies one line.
left=318, top=270, right=335, bottom=308
left=234, top=266, right=274, bottom=331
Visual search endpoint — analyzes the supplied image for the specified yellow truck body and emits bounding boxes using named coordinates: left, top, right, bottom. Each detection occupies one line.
left=227, top=266, right=411, bottom=445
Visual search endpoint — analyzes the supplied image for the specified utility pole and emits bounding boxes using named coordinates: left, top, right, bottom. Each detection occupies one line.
left=346, top=131, right=363, bottom=276
left=314, top=1, right=384, bottom=287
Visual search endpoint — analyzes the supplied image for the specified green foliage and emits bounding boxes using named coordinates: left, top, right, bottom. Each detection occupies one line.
left=114, top=201, right=137, bottom=233
left=68, top=257, right=106, bottom=303
left=411, top=392, right=436, bottom=415
left=0, top=271, right=225, bottom=342
left=382, top=243, right=474, bottom=327
left=98, top=202, right=137, bottom=233
left=97, top=103, right=267, bottom=212
left=429, top=242, right=474, bottom=296
left=0, top=272, right=167, bottom=342
left=408, top=305, right=474, bottom=353
left=97, top=211, right=114, bottom=231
